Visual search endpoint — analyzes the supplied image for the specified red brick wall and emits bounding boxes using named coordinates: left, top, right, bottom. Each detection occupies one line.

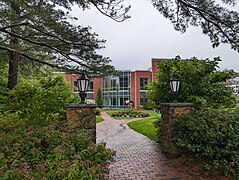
left=130, top=72, right=136, bottom=106
left=131, top=71, right=151, bottom=110
left=152, top=59, right=159, bottom=82
left=64, top=74, right=102, bottom=101
left=64, top=74, right=79, bottom=93
left=92, top=78, right=102, bottom=100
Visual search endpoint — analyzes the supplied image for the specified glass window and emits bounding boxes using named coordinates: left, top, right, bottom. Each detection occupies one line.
left=112, top=98, right=117, bottom=106
left=87, top=92, right=94, bottom=100
left=102, top=71, right=130, bottom=109
left=89, top=81, right=94, bottom=92
left=140, top=92, right=148, bottom=106
left=140, top=78, right=148, bottom=90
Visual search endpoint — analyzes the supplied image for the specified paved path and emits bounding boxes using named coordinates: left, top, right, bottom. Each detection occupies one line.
left=97, top=112, right=194, bottom=180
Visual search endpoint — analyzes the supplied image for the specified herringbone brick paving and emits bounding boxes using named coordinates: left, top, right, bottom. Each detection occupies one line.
left=97, top=112, right=196, bottom=180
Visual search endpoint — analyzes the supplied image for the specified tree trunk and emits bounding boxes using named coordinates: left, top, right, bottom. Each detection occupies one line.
left=7, top=38, right=19, bottom=89
left=7, top=1, right=20, bottom=89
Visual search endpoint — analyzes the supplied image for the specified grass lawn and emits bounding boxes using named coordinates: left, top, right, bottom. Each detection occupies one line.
left=128, top=116, right=160, bottom=142
left=105, top=109, right=160, bottom=120
left=96, top=116, right=104, bottom=123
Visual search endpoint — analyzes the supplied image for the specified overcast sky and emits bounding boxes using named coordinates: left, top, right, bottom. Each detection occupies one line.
left=71, top=0, right=239, bottom=72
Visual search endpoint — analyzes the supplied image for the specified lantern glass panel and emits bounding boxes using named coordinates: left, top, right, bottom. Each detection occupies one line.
left=77, top=74, right=89, bottom=92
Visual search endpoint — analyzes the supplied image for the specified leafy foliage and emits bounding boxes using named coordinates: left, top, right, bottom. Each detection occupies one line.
left=0, top=124, right=113, bottom=179
left=150, top=0, right=239, bottom=52
left=148, top=57, right=236, bottom=108
left=1, top=76, right=78, bottom=125
left=143, top=100, right=154, bottom=110
left=0, top=0, right=130, bottom=88
left=176, top=108, right=239, bottom=177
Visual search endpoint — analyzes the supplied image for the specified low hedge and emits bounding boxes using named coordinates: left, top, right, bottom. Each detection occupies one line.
left=111, top=110, right=149, bottom=118
left=175, top=108, right=239, bottom=177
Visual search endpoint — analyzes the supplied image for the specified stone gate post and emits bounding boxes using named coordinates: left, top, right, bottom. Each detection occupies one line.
left=67, top=104, right=97, bottom=143
left=160, top=103, right=194, bottom=157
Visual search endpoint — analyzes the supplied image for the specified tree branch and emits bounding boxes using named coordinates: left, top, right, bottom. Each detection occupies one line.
left=1, top=29, right=89, bottom=68
left=0, top=44, right=59, bottom=68
left=0, top=22, right=28, bottom=30
left=177, top=0, right=239, bottom=49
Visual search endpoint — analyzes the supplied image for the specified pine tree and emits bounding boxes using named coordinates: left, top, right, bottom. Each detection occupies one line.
left=96, top=88, right=103, bottom=108
left=0, top=0, right=130, bottom=89
left=150, top=0, right=239, bottom=52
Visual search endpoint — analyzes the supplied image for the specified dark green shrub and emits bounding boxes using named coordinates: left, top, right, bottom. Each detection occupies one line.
left=96, top=88, right=103, bottom=108
left=175, top=108, right=239, bottom=177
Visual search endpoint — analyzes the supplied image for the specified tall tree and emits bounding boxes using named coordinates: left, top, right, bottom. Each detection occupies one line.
left=150, top=0, right=239, bottom=52
left=0, top=0, right=130, bottom=89
left=96, top=88, right=103, bottom=108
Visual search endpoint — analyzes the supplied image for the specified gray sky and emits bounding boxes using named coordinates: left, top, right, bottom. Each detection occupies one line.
left=71, top=0, right=239, bottom=72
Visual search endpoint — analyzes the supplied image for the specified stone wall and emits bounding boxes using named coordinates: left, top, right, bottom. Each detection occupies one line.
left=67, top=104, right=97, bottom=143
left=160, top=103, right=194, bottom=158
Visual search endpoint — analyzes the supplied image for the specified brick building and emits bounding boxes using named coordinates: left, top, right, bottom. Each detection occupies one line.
left=64, top=58, right=161, bottom=109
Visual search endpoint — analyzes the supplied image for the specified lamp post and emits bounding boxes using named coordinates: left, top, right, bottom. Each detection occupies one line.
left=170, top=73, right=180, bottom=102
left=77, top=73, right=90, bottom=104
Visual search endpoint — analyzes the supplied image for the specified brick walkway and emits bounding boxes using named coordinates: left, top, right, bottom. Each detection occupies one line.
left=97, top=112, right=194, bottom=180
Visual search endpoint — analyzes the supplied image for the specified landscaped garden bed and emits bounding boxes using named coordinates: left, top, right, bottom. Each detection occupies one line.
left=110, top=110, right=150, bottom=118
left=0, top=76, right=113, bottom=179
left=0, top=122, right=113, bottom=179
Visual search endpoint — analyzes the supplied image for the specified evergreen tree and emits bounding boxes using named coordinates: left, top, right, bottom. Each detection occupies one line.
left=0, top=0, right=130, bottom=89
left=96, top=88, right=103, bottom=108
left=150, top=0, right=239, bottom=52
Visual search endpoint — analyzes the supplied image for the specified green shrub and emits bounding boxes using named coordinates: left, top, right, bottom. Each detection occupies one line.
left=1, top=76, right=78, bottom=126
left=175, top=108, right=239, bottom=177
left=0, top=125, right=113, bottom=179
left=143, top=100, right=153, bottom=110
left=148, top=57, right=236, bottom=109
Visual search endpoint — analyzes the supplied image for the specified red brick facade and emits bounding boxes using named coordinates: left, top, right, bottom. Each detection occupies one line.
left=131, top=71, right=151, bottom=109
left=63, top=58, right=160, bottom=109
left=64, top=74, right=102, bottom=100
left=152, top=59, right=159, bottom=82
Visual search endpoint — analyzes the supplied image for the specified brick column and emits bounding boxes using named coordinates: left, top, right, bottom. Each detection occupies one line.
left=67, top=104, right=97, bottom=143
left=160, top=103, right=194, bottom=158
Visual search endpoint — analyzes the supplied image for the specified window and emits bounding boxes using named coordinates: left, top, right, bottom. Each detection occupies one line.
left=87, top=92, right=94, bottom=100
left=140, top=92, right=148, bottom=106
left=111, top=78, right=117, bottom=91
left=102, top=71, right=130, bottom=109
left=89, top=81, right=94, bottom=92
left=111, top=98, right=117, bottom=106
left=140, top=78, right=148, bottom=90
left=119, top=76, right=129, bottom=90
left=120, top=97, right=128, bottom=106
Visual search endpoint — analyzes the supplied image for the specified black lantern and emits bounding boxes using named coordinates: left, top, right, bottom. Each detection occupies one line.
left=77, top=73, right=90, bottom=104
left=170, top=73, right=180, bottom=102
